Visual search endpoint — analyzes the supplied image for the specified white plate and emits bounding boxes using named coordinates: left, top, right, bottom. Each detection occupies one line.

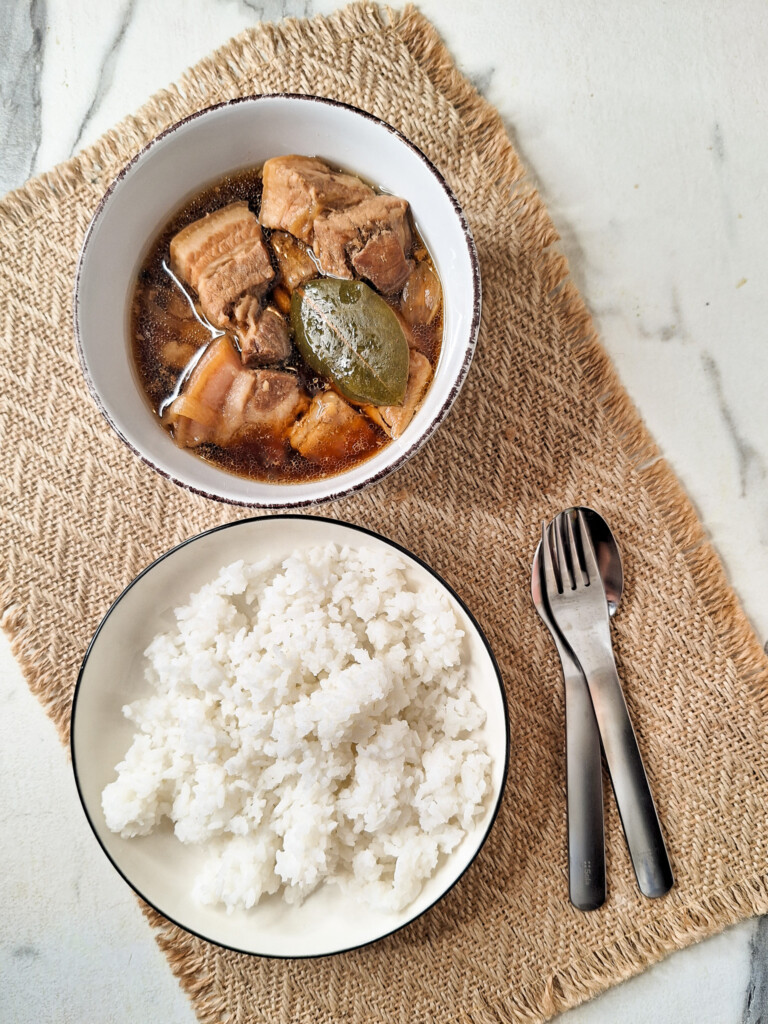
left=71, top=516, right=508, bottom=957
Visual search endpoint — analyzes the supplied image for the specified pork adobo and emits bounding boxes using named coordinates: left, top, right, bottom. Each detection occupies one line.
left=131, top=157, right=443, bottom=482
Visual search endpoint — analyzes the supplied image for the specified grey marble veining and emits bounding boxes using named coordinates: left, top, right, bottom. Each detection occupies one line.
left=745, top=918, right=768, bottom=1024
left=68, top=0, right=137, bottom=155
left=65, top=0, right=311, bottom=158
left=701, top=351, right=766, bottom=500
left=468, top=65, right=495, bottom=98
left=232, top=0, right=314, bottom=19
left=0, top=0, right=44, bottom=194
left=1, top=1, right=768, bottom=1022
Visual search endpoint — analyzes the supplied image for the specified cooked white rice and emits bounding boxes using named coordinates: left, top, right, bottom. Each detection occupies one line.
left=102, top=542, right=492, bottom=913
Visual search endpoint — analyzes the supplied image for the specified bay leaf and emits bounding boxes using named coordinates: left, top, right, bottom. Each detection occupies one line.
left=290, top=279, right=409, bottom=406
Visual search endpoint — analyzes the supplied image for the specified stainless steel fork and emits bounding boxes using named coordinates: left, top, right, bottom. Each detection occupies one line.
left=542, top=510, right=674, bottom=899
left=533, top=537, right=606, bottom=911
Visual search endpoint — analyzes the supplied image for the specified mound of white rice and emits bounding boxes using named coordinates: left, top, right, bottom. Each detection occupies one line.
left=102, top=542, right=492, bottom=913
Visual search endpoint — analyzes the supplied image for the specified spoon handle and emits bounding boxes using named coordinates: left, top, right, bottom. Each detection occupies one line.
left=561, top=646, right=606, bottom=910
left=580, top=647, right=674, bottom=899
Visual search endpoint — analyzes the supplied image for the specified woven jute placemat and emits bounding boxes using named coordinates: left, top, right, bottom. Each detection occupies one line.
left=2, top=4, right=768, bottom=1021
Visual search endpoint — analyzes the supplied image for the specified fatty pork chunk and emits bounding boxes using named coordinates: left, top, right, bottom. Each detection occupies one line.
left=259, top=156, right=373, bottom=244
left=164, top=335, right=307, bottom=450
left=259, top=156, right=413, bottom=294
left=288, top=391, right=377, bottom=463
left=313, top=196, right=413, bottom=294
left=235, top=303, right=291, bottom=368
left=169, top=202, right=290, bottom=366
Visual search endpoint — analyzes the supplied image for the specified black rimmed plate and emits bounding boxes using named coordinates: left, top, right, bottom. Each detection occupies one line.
left=71, top=515, right=508, bottom=957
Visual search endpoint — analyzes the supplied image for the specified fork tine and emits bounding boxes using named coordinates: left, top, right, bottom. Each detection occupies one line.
left=554, top=515, right=573, bottom=591
left=541, top=521, right=559, bottom=595
left=565, top=510, right=586, bottom=586
left=577, top=508, right=600, bottom=584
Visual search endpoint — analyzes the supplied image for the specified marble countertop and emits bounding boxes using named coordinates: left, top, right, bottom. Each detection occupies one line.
left=2, top=0, right=767, bottom=1021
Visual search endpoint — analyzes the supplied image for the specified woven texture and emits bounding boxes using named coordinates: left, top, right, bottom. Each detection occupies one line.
left=2, top=5, right=768, bottom=1021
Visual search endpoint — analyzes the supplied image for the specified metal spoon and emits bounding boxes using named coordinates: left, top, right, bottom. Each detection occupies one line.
left=531, top=507, right=623, bottom=910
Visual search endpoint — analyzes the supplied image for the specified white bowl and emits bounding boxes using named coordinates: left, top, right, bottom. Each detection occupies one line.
left=71, top=515, right=508, bottom=957
left=73, top=95, right=481, bottom=507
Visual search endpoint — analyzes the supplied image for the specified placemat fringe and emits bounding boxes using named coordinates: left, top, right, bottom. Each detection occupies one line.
left=3, top=4, right=768, bottom=1022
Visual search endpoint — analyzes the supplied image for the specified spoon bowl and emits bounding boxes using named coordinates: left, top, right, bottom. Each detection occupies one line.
left=532, top=506, right=624, bottom=622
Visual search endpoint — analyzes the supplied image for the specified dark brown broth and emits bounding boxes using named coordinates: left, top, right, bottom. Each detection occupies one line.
left=130, top=166, right=443, bottom=482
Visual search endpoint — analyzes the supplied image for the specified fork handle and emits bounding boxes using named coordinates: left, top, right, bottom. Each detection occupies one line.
left=580, top=650, right=674, bottom=898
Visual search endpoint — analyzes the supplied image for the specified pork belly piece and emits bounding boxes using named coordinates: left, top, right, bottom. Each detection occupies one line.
left=169, top=202, right=275, bottom=339
left=169, top=202, right=265, bottom=292
left=352, top=230, right=413, bottom=295
left=312, top=195, right=413, bottom=293
left=288, top=390, right=377, bottom=462
left=195, top=237, right=275, bottom=327
left=270, top=230, right=318, bottom=291
left=363, top=351, right=432, bottom=439
left=164, top=336, right=307, bottom=449
left=259, top=156, right=373, bottom=244
left=237, top=305, right=292, bottom=367
left=239, top=367, right=308, bottom=434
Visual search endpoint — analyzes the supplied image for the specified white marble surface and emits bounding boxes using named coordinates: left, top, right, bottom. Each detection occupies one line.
left=1, top=0, right=767, bottom=1021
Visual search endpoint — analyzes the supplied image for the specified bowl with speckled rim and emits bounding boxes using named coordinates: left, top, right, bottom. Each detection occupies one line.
left=73, top=94, right=481, bottom=508
left=71, top=515, right=509, bottom=957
